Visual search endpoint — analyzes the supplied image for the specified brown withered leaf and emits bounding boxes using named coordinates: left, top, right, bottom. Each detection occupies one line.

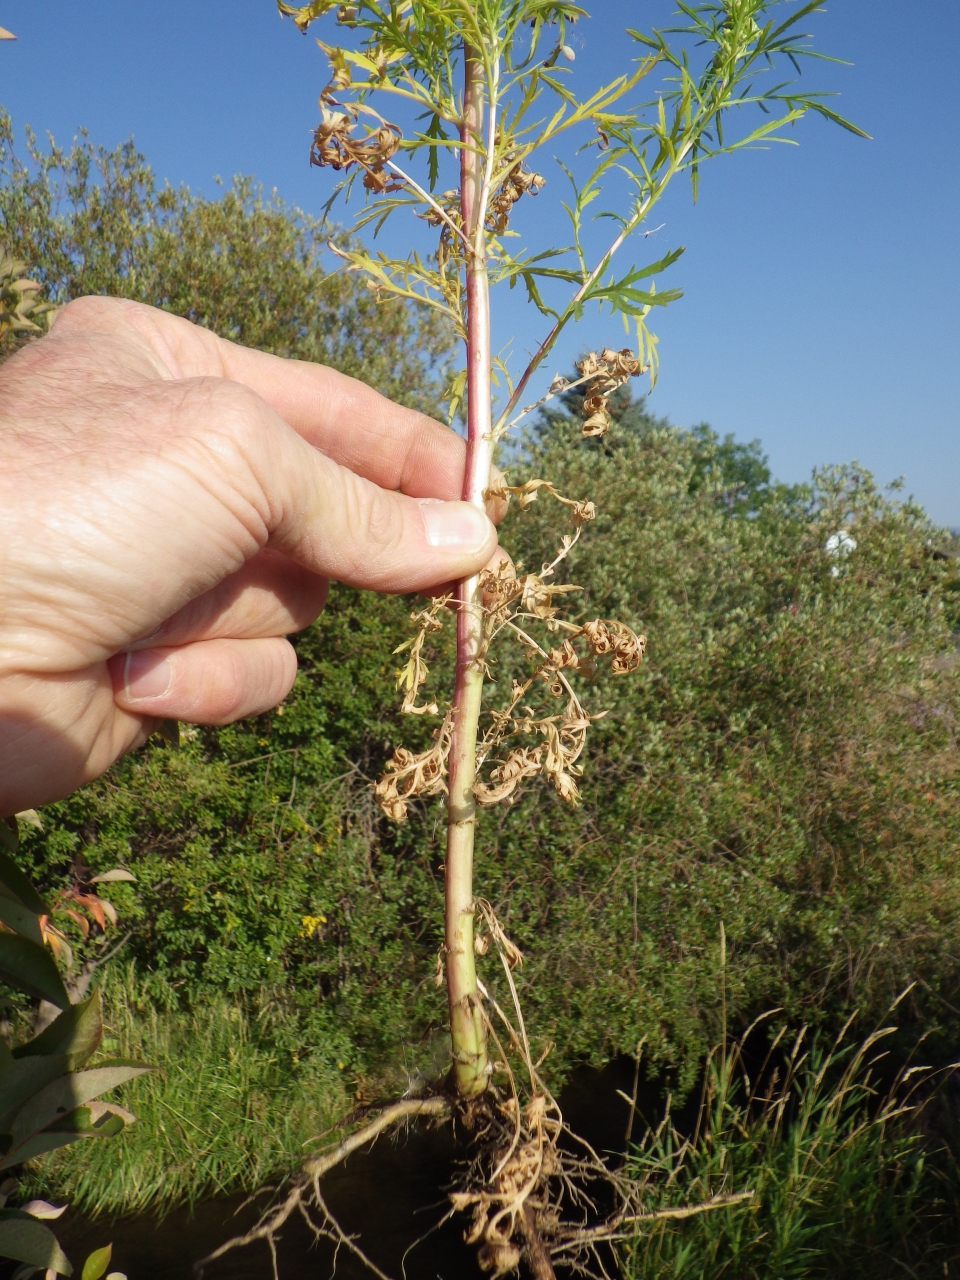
left=519, top=573, right=581, bottom=623
left=375, top=714, right=452, bottom=822
left=483, top=477, right=597, bottom=529
left=487, top=162, right=546, bottom=235
left=473, top=745, right=544, bottom=806
left=581, top=410, right=609, bottom=437
left=417, top=188, right=461, bottom=228
left=580, top=618, right=646, bottom=674
left=479, top=560, right=523, bottom=624
left=393, top=596, right=449, bottom=714
left=310, top=98, right=402, bottom=193
left=541, top=718, right=584, bottom=804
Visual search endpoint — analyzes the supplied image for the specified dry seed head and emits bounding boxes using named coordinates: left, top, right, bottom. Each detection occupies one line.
left=310, top=98, right=402, bottom=193
left=487, top=162, right=546, bottom=235
left=374, top=714, right=452, bottom=822
left=574, top=346, right=643, bottom=438
left=580, top=618, right=646, bottom=674
left=600, top=346, right=642, bottom=378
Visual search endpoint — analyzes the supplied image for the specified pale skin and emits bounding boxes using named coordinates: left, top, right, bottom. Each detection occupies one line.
left=0, top=295, right=508, bottom=817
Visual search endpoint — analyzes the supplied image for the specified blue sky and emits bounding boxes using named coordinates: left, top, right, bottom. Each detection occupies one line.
left=3, top=1, right=958, bottom=525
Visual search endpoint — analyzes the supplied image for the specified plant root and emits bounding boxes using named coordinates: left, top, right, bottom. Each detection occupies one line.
left=192, top=1096, right=450, bottom=1279
left=520, top=1201, right=557, bottom=1280
left=192, top=1078, right=751, bottom=1280
left=195, top=904, right=751, bottom=1280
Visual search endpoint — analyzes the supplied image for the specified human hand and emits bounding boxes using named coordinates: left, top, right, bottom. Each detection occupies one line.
left=0, top=297, right=502, bottom=815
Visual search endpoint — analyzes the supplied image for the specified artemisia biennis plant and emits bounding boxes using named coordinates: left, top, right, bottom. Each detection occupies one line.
left=225, top=4, right=864, bottom=1273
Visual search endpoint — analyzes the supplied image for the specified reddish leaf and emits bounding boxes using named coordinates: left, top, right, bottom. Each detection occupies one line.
left=63, top=909, right=90, bottom=940
left=96, top=897, right=117, bottom=928
left=73, top=895, right=106, bottom=932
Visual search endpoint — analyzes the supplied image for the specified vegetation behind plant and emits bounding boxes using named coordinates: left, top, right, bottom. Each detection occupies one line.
left=4, top=123, right=960, bottom=1211
left=622, top=1003, right=960, bottom=1279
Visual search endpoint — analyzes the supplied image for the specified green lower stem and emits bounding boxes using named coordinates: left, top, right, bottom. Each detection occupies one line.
left=445, top=42, right=491, bottom=1100
left=445, top=599, right=488, bottom=1096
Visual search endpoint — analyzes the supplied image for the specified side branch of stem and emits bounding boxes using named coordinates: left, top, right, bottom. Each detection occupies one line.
left=493, top=141, right=694, bottom=434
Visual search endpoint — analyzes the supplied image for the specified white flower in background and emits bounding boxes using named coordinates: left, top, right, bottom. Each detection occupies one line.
left=825, top=528, right=857, bottom=577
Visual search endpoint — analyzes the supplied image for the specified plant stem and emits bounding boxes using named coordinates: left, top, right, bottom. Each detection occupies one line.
left=445, top=44, right=492, bottom=1099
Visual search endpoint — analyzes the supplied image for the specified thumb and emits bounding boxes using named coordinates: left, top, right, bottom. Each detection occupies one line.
left=247, top=399, right=497, bottom=592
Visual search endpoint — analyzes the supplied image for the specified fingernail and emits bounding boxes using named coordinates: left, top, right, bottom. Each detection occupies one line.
left=418, top=499, right=492, bottom=550
left=124, top=650, right=172, bottom=701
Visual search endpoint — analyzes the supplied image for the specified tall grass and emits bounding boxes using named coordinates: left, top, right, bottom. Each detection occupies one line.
left=22, top=966, right=349, bottom=1215
left=623, top=1006, right=960, bottom=1279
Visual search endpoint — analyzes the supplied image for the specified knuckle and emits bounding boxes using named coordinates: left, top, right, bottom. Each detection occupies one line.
left=172, top=379, right=274, bottom=535
left=52, top=295, right=116, bottom=327
left=50, top=294, right=146, bottom=339
left=189, top=377, right=263, bottom=445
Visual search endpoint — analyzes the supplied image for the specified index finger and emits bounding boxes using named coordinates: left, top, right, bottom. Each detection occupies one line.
left=86, top=298, right=472, bottom=502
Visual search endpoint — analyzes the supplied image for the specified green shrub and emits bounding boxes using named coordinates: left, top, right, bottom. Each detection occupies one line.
left=16, top=391, right=960, bottom=1102
left=465, top=397, right=960, bottom=1084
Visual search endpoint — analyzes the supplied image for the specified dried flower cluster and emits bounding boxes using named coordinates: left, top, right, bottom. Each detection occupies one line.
left=487, top=162, right=546, bottom=235
left=574, top=346, right=642, bottom=437
left=375, top=466, right=645, bottom=821
left=474, top=704, right=590, bottom=806
left=472, top=616, right=644, bottom=808
left=374, top=712, right=452, bottom=823
left=310, top=95, right=402, bottom=193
